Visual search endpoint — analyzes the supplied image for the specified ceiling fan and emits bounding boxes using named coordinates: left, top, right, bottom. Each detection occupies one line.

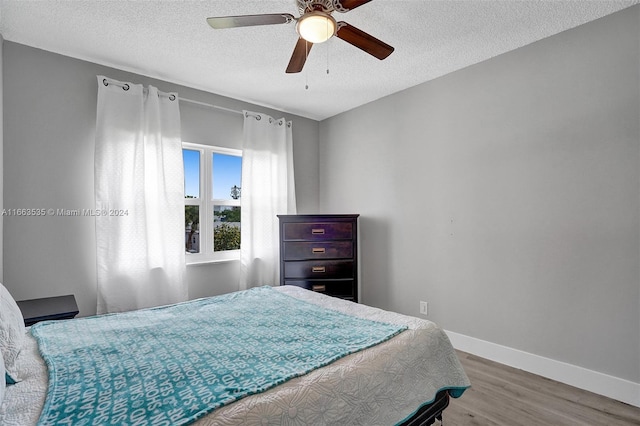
left=206, top=0, right=394, bottom=73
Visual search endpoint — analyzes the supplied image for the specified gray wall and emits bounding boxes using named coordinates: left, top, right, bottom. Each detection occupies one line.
left=319, top=6, right=639, bottom=384
left=3, top=42, right=319, bottom=316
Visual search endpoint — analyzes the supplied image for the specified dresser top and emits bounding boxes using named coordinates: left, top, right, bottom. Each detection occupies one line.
left=278, top=214, right=359, bottom=219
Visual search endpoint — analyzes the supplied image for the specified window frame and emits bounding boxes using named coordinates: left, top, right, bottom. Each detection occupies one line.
left=183, top=142, right=242, bottom=264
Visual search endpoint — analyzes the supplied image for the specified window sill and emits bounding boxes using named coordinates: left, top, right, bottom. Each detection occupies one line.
left=185, top=253, right=240, bottom=266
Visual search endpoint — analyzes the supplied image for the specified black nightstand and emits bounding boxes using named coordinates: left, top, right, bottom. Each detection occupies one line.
left=17, top=295, right=79, bottom=326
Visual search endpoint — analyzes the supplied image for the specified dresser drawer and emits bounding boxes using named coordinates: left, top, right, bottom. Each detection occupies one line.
left=283, top=260, right=354, bottom=279
left=283, top=241, right=353, bottom=260
left=285, top=280, right=355, bottom=299
left=282, top=222, right=353, bottom=241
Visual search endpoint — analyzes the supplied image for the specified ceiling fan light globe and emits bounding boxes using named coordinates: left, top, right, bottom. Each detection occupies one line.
left=297, top=12, right=336, bottom=43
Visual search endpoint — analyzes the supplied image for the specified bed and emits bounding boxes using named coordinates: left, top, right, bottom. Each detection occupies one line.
left=0, top=284, right=470, bottom=425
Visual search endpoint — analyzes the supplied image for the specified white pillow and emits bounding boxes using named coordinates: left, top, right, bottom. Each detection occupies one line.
left=0, top=282, right=25, bottom=383
left=0, top=350, right=5, bottom=404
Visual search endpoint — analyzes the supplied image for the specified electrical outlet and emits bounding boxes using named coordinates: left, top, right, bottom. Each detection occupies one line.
left=420, top=301, right=428, bottom=316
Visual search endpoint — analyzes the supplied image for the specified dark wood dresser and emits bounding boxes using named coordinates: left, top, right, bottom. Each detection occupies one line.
left=278, top=214, right=359, bottom=302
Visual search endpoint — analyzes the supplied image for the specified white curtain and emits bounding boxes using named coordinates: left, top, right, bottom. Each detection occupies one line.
left=94, top=76, right=186, bottom=314
left=240, top=112, right=296, bottom=289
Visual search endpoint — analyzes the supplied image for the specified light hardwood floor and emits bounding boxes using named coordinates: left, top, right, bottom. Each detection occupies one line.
left=444, top=351, right=640, bottom=425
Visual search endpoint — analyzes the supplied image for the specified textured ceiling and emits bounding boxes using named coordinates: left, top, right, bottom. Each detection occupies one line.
left=0, top=0, right=637, bottom=120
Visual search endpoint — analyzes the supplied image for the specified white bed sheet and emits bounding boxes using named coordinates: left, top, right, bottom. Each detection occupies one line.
left=0, top=285, right=469, bottom=425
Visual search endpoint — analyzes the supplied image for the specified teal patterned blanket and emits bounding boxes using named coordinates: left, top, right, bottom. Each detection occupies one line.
left=31, top=286, right=407, bottom=425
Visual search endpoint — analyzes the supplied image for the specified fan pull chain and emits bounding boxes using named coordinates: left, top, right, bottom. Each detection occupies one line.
left=305, top=40, right=309, bottom=90
left=326, top=18, right=330, bottom=75
left=326, top=42, right=330, bottom=75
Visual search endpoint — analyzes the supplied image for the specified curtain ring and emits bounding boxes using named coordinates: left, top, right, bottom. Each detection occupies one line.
left=169, top=94, right=176, bottom=101
left=102, top=79, right=129, bottom=91
left=245, top=112, right=261, bottom=121
left=269, top=117, right=274, bottom=124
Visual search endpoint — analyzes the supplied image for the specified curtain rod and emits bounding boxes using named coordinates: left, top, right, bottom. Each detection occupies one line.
left=101, top=77, right=260, bottom=120
left=179, top=97, right=267, bottom=121
left=178, top=97, right=243, bottom=116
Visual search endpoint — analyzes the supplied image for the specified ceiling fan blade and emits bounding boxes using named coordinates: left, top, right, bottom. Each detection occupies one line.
left=336, top=22, right=394, bottom=60
left=207, top=13, right=295, bottom=29
left=286, top=38, right=313, bottom=73
left=335, top=0, right=374, bottom=12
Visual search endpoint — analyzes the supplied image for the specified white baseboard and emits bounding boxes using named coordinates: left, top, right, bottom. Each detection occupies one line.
left=445, top=330, right=640, bottom=408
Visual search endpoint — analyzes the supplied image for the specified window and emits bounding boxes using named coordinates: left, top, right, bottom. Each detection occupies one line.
left=183, top=142, right=242, bottom=263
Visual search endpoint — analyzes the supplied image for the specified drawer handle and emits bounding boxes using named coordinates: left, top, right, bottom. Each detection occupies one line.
left=311, top=228, right=325, bottom=235
left=312, top=284, right=326, bottom=292
left=312, top=247, right=326, bottom=254
left=311, top=266, right=326, bottom=273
